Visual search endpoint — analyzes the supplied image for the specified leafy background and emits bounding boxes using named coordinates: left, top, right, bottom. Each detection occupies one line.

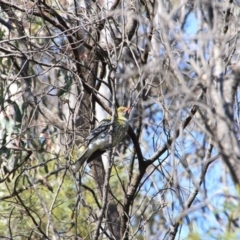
left=0, top=0, right=240, bottom=239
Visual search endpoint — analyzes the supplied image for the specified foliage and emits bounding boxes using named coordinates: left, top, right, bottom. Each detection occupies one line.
left=0, top=0, right=240, bottom=240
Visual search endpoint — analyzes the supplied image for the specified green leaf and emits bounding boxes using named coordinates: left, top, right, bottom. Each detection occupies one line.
left=12, top=102, right=22, bottom=123
left=58, top=78, right=72, bottom=97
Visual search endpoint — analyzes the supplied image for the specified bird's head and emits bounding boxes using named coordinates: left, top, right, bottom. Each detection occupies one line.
left=117, top=106, right=131, bottom=118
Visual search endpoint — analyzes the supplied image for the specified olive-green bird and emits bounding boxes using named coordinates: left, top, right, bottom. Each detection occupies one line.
left=74, top=106, right=130, bottom=172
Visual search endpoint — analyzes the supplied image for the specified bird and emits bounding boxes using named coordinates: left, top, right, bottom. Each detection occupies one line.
left=73, top=106, right=131, bottom=172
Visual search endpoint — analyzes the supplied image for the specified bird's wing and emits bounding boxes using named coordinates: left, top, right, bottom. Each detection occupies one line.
left=86, top=119, right=111, bottom=141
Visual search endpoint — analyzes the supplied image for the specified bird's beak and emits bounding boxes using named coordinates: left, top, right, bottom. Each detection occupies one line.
left=125, top=107, right=131, bottom=113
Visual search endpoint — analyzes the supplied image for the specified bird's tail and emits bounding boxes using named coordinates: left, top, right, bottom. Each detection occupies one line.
left=73, top=150, right=89, bottom=173
left=73, top=149, right=107, bottom=173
